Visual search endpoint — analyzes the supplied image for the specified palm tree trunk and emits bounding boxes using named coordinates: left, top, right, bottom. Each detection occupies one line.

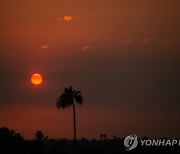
left=72, top=101, right=76, bottom=154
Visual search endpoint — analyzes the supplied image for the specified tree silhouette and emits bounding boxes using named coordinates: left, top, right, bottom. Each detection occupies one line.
left=103, top=134, right=107, bottom=140
left=113, top=135, right=117, bottom=140
left=56, top=86, right=83, bottom=154
left=35, top=131, right=44, bottom=141
left=100, top=134, right=103, bottom=140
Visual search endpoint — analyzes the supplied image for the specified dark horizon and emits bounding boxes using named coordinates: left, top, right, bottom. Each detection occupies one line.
left=1, top=127, right=179, bottom=154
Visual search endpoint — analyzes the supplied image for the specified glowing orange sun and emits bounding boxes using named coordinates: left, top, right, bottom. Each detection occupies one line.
left=31, top=73, right=42, bottom=85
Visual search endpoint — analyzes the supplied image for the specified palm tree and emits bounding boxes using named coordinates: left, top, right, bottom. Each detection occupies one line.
left=56, top=86, right=83, bottom=154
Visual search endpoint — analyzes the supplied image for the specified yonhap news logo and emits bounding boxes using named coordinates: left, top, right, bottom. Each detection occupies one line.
left=124, top=134, right=180, bottom=151
left=124, top=134, right=138, bottom=151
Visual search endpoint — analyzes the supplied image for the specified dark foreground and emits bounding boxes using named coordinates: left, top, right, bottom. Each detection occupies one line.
left=0, top=127, right=179, bottom=154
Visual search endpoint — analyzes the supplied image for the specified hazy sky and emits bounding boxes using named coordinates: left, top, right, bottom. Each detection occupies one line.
left=0, top=0, right=180, bottom=139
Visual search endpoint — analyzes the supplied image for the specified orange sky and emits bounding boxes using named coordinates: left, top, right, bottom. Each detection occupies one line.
left=0, top=0, right=180, bottom=139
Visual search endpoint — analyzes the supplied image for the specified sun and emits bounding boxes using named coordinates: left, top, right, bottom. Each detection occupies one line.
left=31, top=73, right=42, bottom=85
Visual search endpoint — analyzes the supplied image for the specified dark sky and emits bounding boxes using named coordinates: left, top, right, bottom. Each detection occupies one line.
left=0, top=0, right=180, bottom=139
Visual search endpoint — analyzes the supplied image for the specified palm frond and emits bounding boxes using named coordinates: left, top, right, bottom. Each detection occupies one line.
left=64, top=86, right=73, bottom=94
left=74, top=91, right=83, bottom=105
left=56, top=93, right=73, bottom=109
